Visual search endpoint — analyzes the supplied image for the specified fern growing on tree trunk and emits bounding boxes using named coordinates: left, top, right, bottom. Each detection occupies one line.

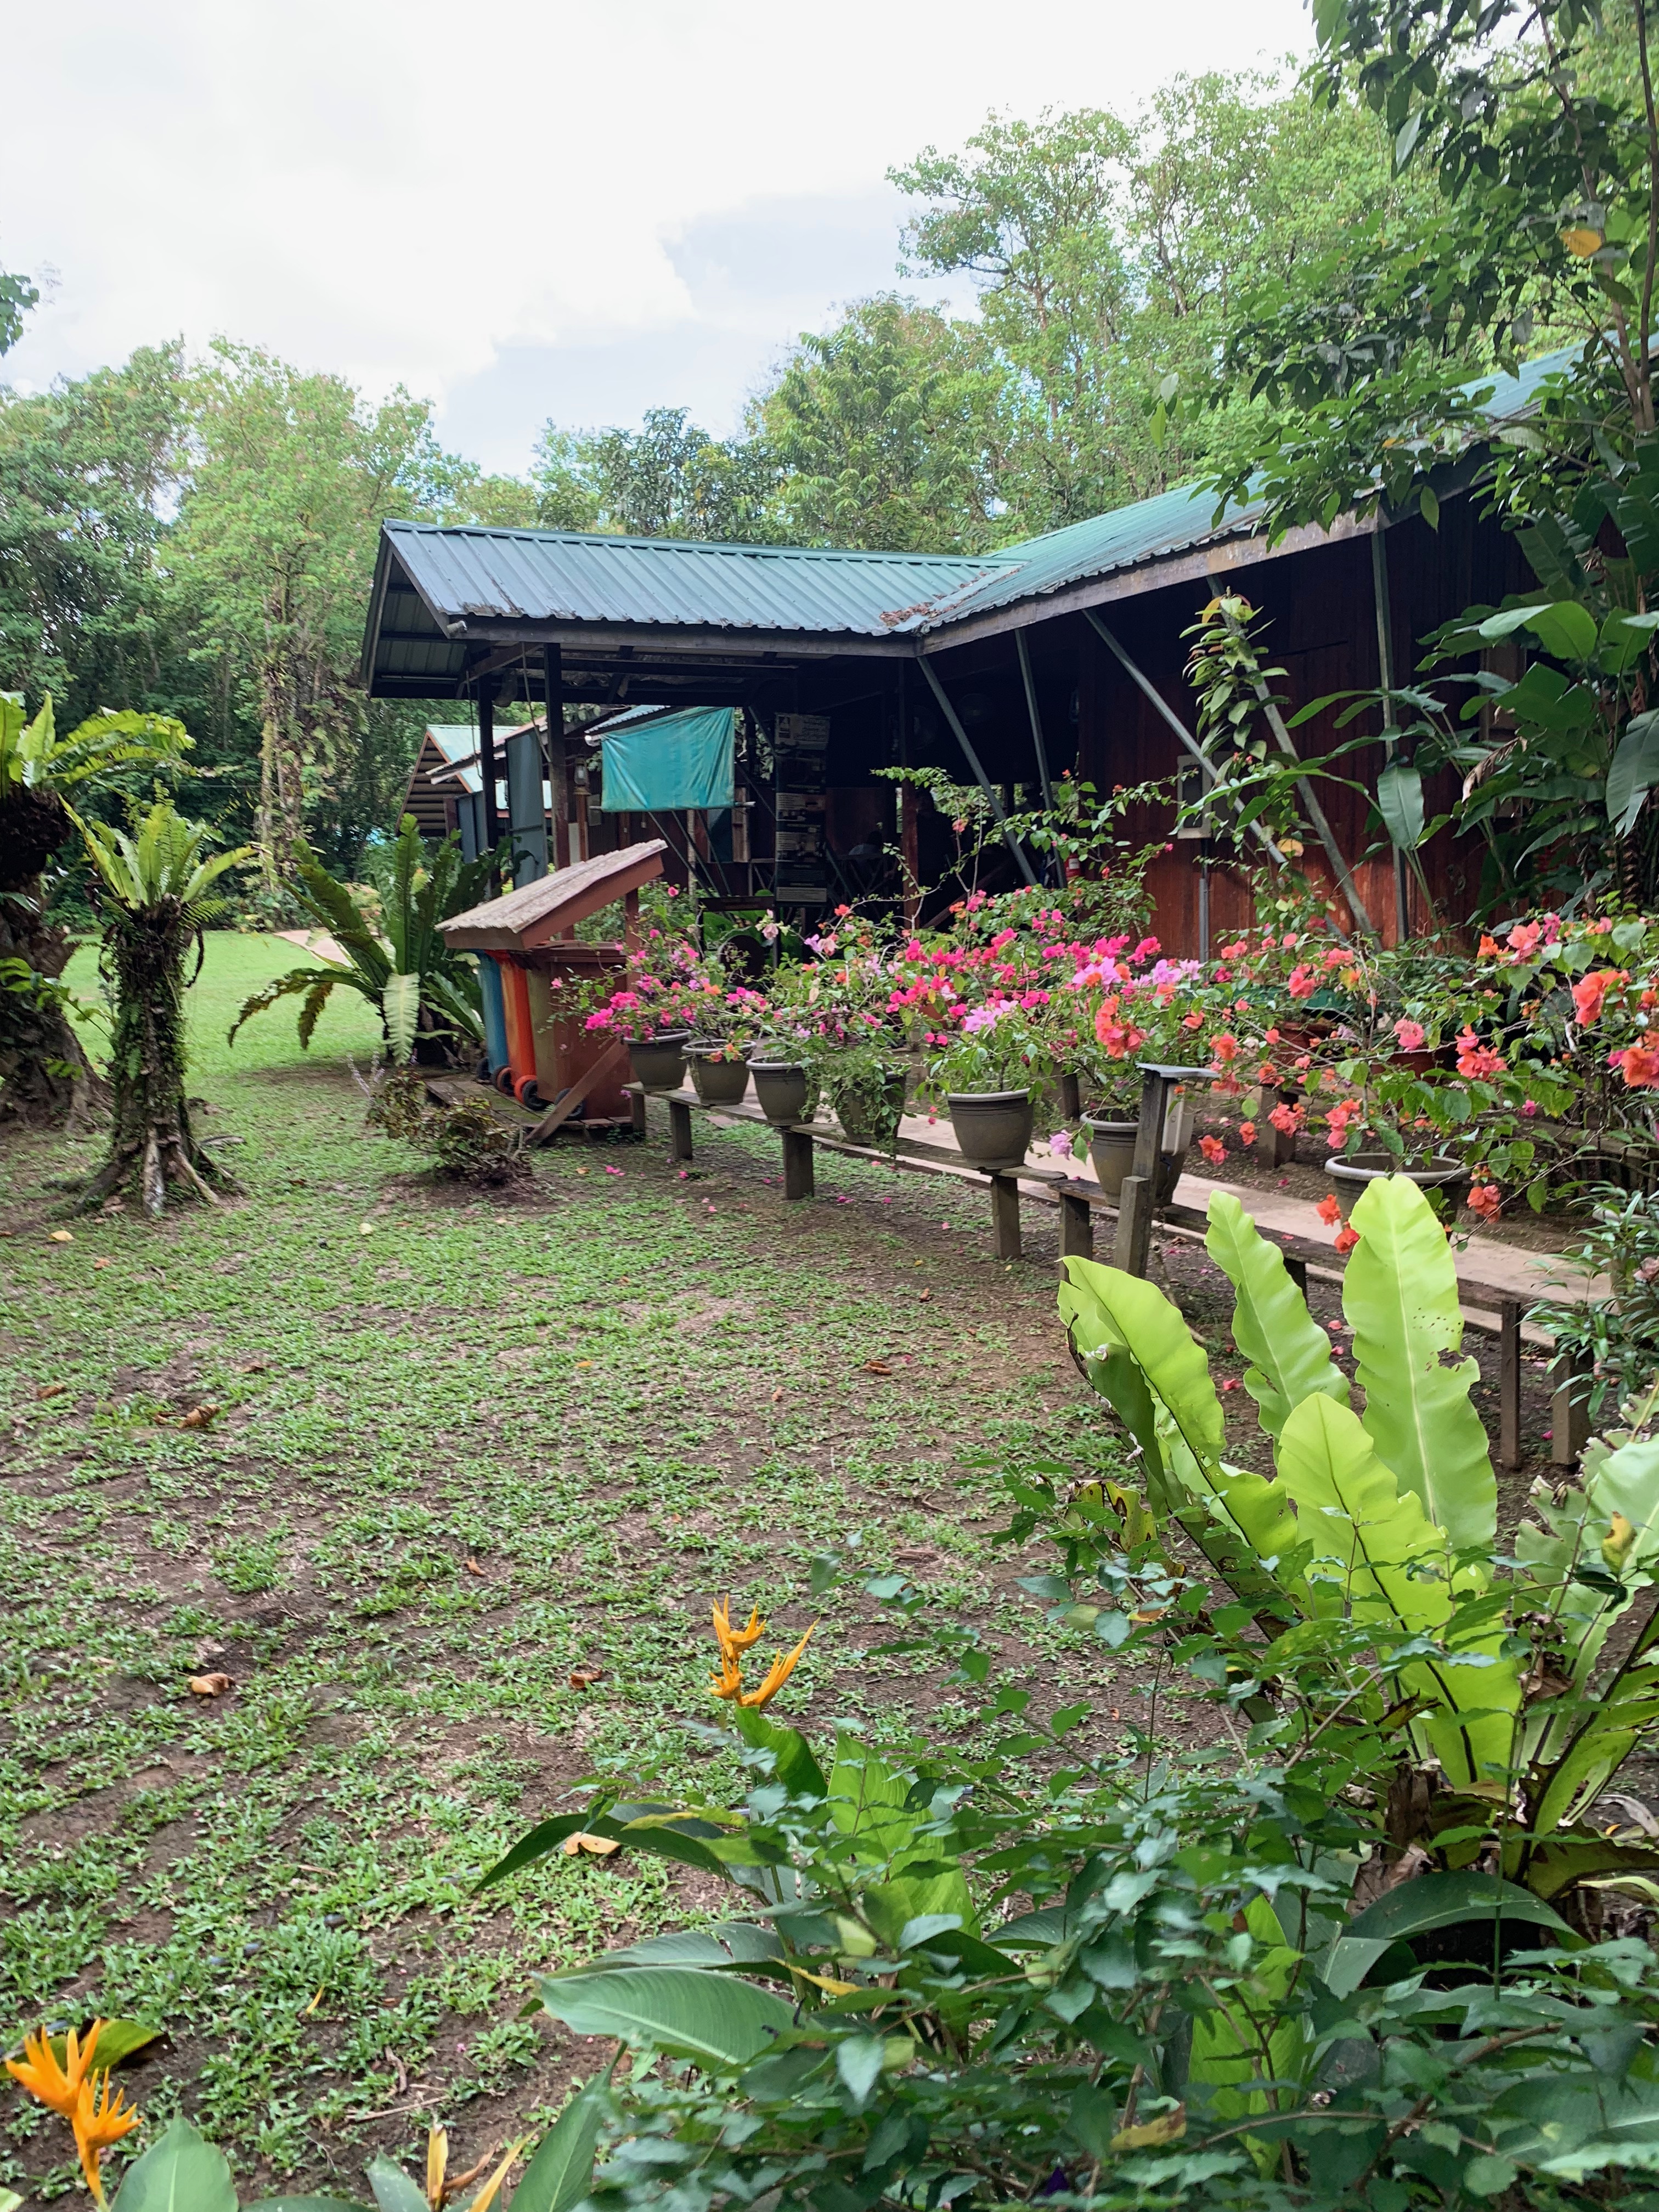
left=75, top=803, right=249, bottom=1215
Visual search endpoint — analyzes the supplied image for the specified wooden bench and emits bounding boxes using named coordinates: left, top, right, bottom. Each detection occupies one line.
left=635, top=1079, right=1578, bottom=1473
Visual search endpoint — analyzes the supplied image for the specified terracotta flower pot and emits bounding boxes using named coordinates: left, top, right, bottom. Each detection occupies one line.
left=948, top=1091, right=1035, bottom=1173
left=751, top=1060, right=812, bottom=1125
left=687, top=1045, right=751, bottom=1106
left=627, top=1030, right=691, bottom=1093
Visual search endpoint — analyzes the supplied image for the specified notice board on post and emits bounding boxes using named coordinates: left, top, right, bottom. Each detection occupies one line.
left=773, top=712, right=830, bottom=907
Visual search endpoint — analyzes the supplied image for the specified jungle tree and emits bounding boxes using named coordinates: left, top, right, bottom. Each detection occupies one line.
left=74, top=802, right=248, bottom=1215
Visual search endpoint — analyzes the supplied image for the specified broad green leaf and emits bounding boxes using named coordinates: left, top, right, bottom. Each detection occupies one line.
left=826, top=1736, right=927, bottom=1866
left=1489, top=2070, right=1659, bottom=2177
left=555, top=1923, right=785, bottom=1976
left=110, top=2119, right=236, bottom=2212
left=1344, top=1176, right=1496, bottom=1556
left=1205, top=1192, right=1348, bottom=1441
left=1059, top=1257, right=1224, bottom=1480
left=47, top=2018, right=159, bottom=2070
left=1532, top=1615, right=1659, bottom=1838
left=1348, top=1869, right=1568, bottom=1945
left=1476, top=603, right=1557, bottom=641
left=511, top=2083, right=608, bottom=2212
left=367, top=2162, right=428, bottom=2212
left=732, top=1703, right=827, bottom=1797
left=382, top=972, right=421, bottom=1065
left=1606, top=712, right=1659, bottom=834
left=1376, top=759, right=1425, bottom=849
left=1598, top=609, right=1659, bottom=673
left=537, top=1966, right=794, bottom=2070
left=246, top=2199, right=371, bottom=2210
left=1187, top=1892, right=1308, bottom=2157
left=862, top=1867, right=978, bottom=1951
left=1525, top=600, right=1600, bottom=662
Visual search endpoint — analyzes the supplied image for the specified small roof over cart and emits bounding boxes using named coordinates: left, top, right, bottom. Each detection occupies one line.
left=439, top=837, right=667, bottom=952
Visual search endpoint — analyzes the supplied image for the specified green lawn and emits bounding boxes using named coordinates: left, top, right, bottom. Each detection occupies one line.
left=1, top=933, right=1143, bottom=2202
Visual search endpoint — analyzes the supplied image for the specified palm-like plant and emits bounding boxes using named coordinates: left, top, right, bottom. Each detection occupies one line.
left=75, top=802, right=250, bottom=1215
left=229, top=814, right=486, bottom=1065
left=0, top=693, right=191, bottom=1125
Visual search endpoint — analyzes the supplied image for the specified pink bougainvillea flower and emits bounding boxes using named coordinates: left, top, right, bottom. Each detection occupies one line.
left=1613, top=1042, right=1659, bottom=1088
left=1466, top=1181, right=1502, bottom=1222
left=1199, top=1134, right=1227, bottom=1165
left=1268, top=1101, right=1304, bottom=1136
left=1571, top=968, right=1626, bottom=1026
left=1455, top=1026, right=1506, bottom=1079
left=1392, top=1018, right=1427, bottom=1052
left=1238, top=1120, right=1256, bottom=1145
left=1210, top=1031, right=1238, bottom=1063
left=1286, top=967, right=1318, bottom=1000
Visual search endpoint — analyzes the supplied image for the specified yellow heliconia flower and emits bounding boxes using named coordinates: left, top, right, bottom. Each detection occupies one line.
left=71, top=2071, right=142, bottom=2206
left=740, top=1623, right=817, bottom=1709
left=712, top=1598, right=766, bottom=1663
left=5, top=2021, right=104, bottom=2119
left=709, top=1649, right=745, bottom=1701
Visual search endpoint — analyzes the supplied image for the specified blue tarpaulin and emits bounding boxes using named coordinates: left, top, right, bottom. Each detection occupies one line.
left=599, top=706, right=734, bottom=812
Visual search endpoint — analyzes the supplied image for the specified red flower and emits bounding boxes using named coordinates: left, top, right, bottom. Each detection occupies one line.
left=1455, top=1026, right=1506, bottom=1080
left=1238, top=1120, right=1256, bottom=1145
left=1334, top=1225, right=1361, bottom=1256
left=1316, top=1193, right=1342, bottom=1226
left=1199, top=1134, right=1227, bottom=1165
left=1614, top=1042, right=1659, bottom=1089
left=1210, top=1031, right=1238, bottom=1063
left=1268, top=1101, right=1304, bottom=1136
left=1571, top=968, right=1626, bottom=1026
left=1466, top=1182, right=1502, bottom=1222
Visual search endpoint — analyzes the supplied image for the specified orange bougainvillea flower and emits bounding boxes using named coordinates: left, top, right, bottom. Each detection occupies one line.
left=72, top=2072, right=142, bottom=2205
left=712, top=1597, right=766, bottom=1663
left=740, top=1624, right=817, bottom=1709
left=1316, top=1194, right=1342, bottom=1227
left=5, top=2021, right=104, bottom=2118
left=1334, top=1225, right=1361, bottom=1256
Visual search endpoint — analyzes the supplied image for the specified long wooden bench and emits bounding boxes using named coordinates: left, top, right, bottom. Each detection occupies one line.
left=636, top=1079, right=1583, bottom=1474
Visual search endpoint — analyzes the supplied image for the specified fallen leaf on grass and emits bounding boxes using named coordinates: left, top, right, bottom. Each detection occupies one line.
left=47, top=1229, right=73, bottom=1244
left=563, top=1831, right=620, bottom=1858
left=188, top=1673, right=233, bottom=1697
left=771, top=1387, right=785, bottom=1403
left=92, top=1258, right=112, bottom=1271
left=569, top=1666, right=606, bottom=1689
left=177, top=1403, right=219, bottom=1430
left=465, top=1558, right=486, bottom=1577
left=862, top=1359, right=894, bottom=1376
left=575, top=1166, right=590, bottom=1177
left=359, top=1221, right=374, bottom=1237
left=33, top=1383, right=67, bottom=1401
left=918, top=1289, right=932, bottom=1301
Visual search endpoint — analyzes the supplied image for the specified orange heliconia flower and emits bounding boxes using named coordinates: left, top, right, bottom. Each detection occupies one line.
left=5, top=2021, right=104, bottom=2118
left=709, top=1649, right=745, bottom=1702
left=72, top=2072, right=142, bottom=2205
left=740, top=1624, right=817, bottom=1709
left=712, top=1598, right=766, bottom=1664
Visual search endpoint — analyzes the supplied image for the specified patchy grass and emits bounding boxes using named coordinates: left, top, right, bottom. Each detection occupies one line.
left=0, top=933, right=1566, bottom=2201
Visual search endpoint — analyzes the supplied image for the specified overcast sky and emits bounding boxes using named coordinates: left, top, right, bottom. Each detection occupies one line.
left=5, top=0, right=1313, bottom=476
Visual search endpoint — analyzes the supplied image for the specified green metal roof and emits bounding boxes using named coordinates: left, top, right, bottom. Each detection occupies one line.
left=367, top=341, right=1586, bottom=685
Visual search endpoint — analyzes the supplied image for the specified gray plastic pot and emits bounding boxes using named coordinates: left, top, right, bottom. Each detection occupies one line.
left=1084, top=1115, right=1190, bottom=1204
left=751, top=1060, right=812, bottom=1125
left=686, top=1045, right=751, bottom=1106
left=1325, top=1149, right=1470, bottom=1218
left=949, top=1090, right=1035, bottom=1173
left=627, top=1030, right=691, bottom=1093
left=830, top=1066, right=908, bottom=1147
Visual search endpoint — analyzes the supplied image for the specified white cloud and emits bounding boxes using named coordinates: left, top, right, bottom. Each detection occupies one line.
left=2, top=0, right=1313, bottom=470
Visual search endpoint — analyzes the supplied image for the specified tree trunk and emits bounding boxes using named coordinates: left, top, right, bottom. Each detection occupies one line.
left=0, top=787, right=109, bottom=1130
left=81, top=900, right=239, bottom=1215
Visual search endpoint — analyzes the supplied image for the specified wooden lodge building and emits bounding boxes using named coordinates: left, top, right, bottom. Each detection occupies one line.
left=366, top=352, right=1560, bottom=955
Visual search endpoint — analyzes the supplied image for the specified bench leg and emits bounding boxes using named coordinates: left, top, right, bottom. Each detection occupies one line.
left=1550, top=1347, right=1590, bottom=1468
left=669, top=1097, right=693, bottom=1164
left=1112, top=1173, right=1153, bottom=1277
left=1499, top=1297, right=1522, bottom=1471
left=629, top=1085, right=647, bottom=1137
left=1058, top=1191, right=1094, bottom=1263
left=990, top=1173, right=1022, bottom=1261
left=782, top=1126, right=815, bottom=1200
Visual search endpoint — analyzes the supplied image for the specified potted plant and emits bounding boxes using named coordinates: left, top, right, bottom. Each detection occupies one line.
left=805, top=1035, right=909, bottom=1148
left=747, top=1037, right=818, bottom=1126
left=686, top=1037, right=752, bottom=1106
left=922, top=1001, right=1056, bottom=1173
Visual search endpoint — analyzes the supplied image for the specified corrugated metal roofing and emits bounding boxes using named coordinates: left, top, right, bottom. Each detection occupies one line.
left=377, top=341, right=1588, bottom=655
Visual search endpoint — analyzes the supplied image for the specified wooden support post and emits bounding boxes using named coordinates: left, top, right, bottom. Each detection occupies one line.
left=526, top=1039, right=630, bottom=1145
left=1257, top=1088, right=1297, bottom=1167
left=1551, top=1347, right=1591, bottom=1467
left=628, top=1084, right=647, bottom=1138
left=1059, top=1191, right=1094, bottom=1263
left=1113, top=1175, right=1153, bottom=1276
left=782, top=1127, right=815, bottom=1201
left=478, top=679, right=500, bottom=853
left=1058, top=1070, right=1082, bottom=1121
left=1499, top=1297, right=1522, bottom=1472
left=990, top=1172, right=1022, bottom=1261
left=669, top=1097, right=693, bottom=1164
left=544, top=645, right=569, bottom=871
left=1283, top=1252, right=1308, bottom=1298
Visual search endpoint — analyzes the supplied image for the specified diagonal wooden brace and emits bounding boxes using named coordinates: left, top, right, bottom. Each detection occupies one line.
left=527, top=1038, right=631, bottom=1144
